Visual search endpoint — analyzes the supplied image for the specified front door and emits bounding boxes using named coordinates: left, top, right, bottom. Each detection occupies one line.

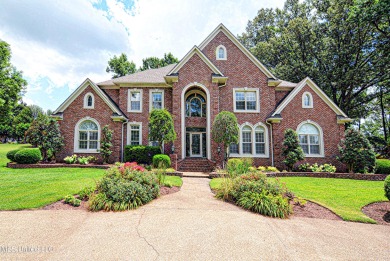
left=190, top=132, right=202, bottom=157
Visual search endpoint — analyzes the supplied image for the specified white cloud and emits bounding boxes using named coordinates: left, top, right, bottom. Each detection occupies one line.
left=0, top=0, right=285, bottom=110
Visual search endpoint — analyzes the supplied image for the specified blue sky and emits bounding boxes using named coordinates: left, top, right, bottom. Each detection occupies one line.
left=0, top=0, right=284, bottom=111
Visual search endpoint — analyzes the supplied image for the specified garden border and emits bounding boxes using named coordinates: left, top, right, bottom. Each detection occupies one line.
left=6, top=162, right=183, bottom=177
left=209, top=171, right=388, bottom=181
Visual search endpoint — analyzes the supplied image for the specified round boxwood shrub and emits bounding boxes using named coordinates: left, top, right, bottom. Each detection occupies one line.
left=385, top=175, right=390, bottom=201
left=152, top=154, right=171, bottom=169
left=376, top=159, right=390, bottom=174
left=6, top=149, right=21, bottom=162
left=14, top=148, right=42, bottom=164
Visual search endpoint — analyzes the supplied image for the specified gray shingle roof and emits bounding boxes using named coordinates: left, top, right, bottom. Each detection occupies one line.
left=97, top=64, right=177, bottom=86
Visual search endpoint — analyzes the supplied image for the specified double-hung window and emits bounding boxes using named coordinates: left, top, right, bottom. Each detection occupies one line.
left=128, top=90, right=142, bottom=112
left=234, top=88, right=259, bottom=112
left=150, top=90, right=164, bottom=111
left=129, top=124, right=141, bottom=145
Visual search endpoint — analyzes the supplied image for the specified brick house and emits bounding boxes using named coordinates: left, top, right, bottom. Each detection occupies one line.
left=52, top=24, right=351, bottom=171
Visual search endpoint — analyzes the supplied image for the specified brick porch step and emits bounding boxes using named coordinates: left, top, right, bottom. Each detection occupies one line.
left=178, top=158, right=215, bottom=172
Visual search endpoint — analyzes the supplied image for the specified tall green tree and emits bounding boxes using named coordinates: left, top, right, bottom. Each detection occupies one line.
left=139, top=52, right=178, bottom=71
left=106, top=53, right=136, bottom=78
left=211, top=111, right=239, bottom=162
left=0, top=40, right=27, bottom=126
left=281, top=129, right=305, bottom=171
left=148, top=109, right=176, bottom=154
left=100, top=125, right=113, bottom=164
left=239, top=0, right=390, bottom=119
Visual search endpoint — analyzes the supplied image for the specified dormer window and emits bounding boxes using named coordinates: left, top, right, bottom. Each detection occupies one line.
left=302, top=92, right=313, bottom=108
left=216, top=45, right=227, bottom=60
left=83, top=92, right=94, bottom=109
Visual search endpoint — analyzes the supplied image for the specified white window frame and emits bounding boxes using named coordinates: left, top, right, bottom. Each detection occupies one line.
left=149, top=89, right=164, bottom=112
left=233, top=88, right=260, bottom=113
left=302, top=92, right=313, bottom=108
left=83, top=92, right=95, bottom=109
left=297, top=120, right=324, bottom=157
left=128, top=89, right=143, bottom=113
left=216, top=45, right=227, bottom=60
left=74, top=117, right=100, bottom=153
left=127, top=122, right=142, bottom=145
left=229, top=122, right=269, bottom=158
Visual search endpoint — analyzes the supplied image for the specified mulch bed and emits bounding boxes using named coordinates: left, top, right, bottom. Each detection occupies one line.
left=41, top=186, right=181, bottom=211
left=292, top=201, right=341, bottom=220
left=362, top=201, right=390, bottom=226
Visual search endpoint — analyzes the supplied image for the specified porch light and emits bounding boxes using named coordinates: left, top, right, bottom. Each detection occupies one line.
left=171, top=145, right=175, bottom=153
left=217, top=146, right=221, bottom=154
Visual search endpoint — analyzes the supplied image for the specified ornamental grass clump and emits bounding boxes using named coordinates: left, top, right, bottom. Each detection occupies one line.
left=89, top=162, right=159, bottom=211
left=215, top=172, right=292, bottom=218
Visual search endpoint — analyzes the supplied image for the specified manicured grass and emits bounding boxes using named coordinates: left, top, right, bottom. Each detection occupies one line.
left=163, top=175, right=183, bottom=187
left=0, top=144, right=105, bottom=210
left=210, top=177, right=387, bottom=223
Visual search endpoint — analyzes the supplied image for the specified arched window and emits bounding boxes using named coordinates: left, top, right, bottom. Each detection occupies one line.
left=216, top=45, right=226, bottom=60
left=298, top=123, right=321, bottom=155
left=75, top=119, right=100, bottom=152
left=242, top=126, right=252, bottom=154
left=83, top=92, right=94, bottom=109
left=186, top=93, right=206, bottom=117
left=302, top=92, right=313, bottom=108
left=255, top=126, right=265, bottom=154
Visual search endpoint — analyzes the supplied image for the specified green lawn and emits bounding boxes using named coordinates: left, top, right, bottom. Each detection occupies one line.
left=0, top=144, right=105, bottom=210
left=0, top=144, right=183, bottom=210
left=210, top=177, right=387, bottom=223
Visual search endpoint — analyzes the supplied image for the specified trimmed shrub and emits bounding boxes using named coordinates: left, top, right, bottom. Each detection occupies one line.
left=124, top=145, right=160, bottom=165
left=227, top=158, right=251, bottom=176
left=14, top=148, right=41, bottom=164
left=215, top=172, right=292, bottom=218
left=64, top=195, right=81, bottom=207
left=384, top=175, right=390, bottom=201
left=6, top=149, right=21, bottom=162
left=89, top=163, right=159, bottom=211
left=376, top=159, right=390, bottom=174
left=153, top=154, right=171, bottom=168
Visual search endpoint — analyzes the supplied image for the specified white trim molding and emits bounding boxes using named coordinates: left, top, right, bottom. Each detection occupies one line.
left=128, top=89, right=143, bottom=113
left=198, top=23, right=276, bottom=79
left=229, top=122, right=269, bottom=158
left=83, top=92, right=95, bottom=109
left=302, top=91, right=313, bottom=108
left=181, top=82, right=211, bottom=160
left=272, top=77, right=350, bottom=119
left=73, top=117, right=100, bottom=154
left=296, top=120, right=325, bottom=158
left=53, top=78, right=125, bottom=120
left=127, top=122, right=143, bottom=145
left=216, top=45, right=227, bottom=60
left=233, top=87, right=260, bottom=113
left=149, top=89, right=165, bottom=112
left=168, top=46, right=224, bottom=76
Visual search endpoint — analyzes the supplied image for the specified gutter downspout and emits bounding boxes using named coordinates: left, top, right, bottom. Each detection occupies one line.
left=266, top=120, right=274, bottom=167
left=121, top=120, right=128, bottom=162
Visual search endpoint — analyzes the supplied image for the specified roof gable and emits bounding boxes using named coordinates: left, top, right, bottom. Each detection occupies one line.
left=53, top=78, right=125, bottom=118
left=272, top=77, right=350, bottom=119
left=198, top=23, right=276, bottom=79
left=168, top=46, right=223, bottom=75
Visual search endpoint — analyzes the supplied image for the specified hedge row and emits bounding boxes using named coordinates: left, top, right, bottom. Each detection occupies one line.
left=376, top=159, right=390, bottom=174
left=124, top=145, right=161, bottom=165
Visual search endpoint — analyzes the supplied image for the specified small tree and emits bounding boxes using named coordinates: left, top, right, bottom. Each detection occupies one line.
left=211, top=111, right=239, bottom=163
left=25, top=114, right=64, bottom=162
left=148, top=109, right=176, bottom=154
left=338, top=129, right=376, bottom=173
left=100, top=125, right=113, bottom=164
left=282, top=129, right=305, bottom=171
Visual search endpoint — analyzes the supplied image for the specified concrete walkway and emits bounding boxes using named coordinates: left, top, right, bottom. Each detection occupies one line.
left=0, top=177, right=389, bottom=260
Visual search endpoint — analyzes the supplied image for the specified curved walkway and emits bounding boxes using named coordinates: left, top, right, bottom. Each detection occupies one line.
left=0, top=176, right=389, bottom=260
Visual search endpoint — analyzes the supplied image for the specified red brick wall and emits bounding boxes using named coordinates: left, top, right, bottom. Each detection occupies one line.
left=103, top=89, right=120, bottom=105
left=57, top=85, right=122, bottom=163
left=275, top=90, right=290, bottom=105
left=272, top=84, right=346, bottom=171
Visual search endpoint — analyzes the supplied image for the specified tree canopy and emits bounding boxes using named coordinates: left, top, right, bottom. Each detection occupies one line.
left=211, top=111, right=239, bottom=160
left=0, top=40, right=27, bottom=124
left=139, top=53, right=179, bottom=71
left=148, top=109, right=176, bottom=154
left=106, top=53, right=136, bottom=78
left=239, top=0, right=389, bottom=119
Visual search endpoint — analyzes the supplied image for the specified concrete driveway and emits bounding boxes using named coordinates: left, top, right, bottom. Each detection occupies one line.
left=0, top=177, right=389, bottom=260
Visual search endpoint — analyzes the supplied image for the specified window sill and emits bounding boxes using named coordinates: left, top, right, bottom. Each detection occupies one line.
left=74, top=149, right=100, bottom=154
left=233, top=110, right=260, bottom=113
left=304, top=154, right=324, bottom=158
left=83, top=106, right=94, bottom=109
left=230, top=153, right=269, bottom=158
left=128, top=110, right=142, bottom=113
